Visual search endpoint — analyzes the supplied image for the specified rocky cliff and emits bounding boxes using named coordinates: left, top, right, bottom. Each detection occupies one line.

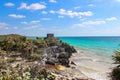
left=0, top=34, right=76, bottom=66
left=0, top=34, right=81, bottom=80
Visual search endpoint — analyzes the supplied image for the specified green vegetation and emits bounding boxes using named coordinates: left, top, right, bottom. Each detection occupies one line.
left=0, top=34, right=46, bottom=60
left=0, top=34, right=56, bottom=80
left=44, top=37, right=61, bottom=46
left=0, top=65, right=55, bottom=80
left=27, top=53, right=42, bottom=61
left=0, top=34, right=77, bottom=80
left=111, top=50, right=120, bottom=80
left=7, top=57, right=16, bottom=63
left=113, top=51, right=120, bottom=66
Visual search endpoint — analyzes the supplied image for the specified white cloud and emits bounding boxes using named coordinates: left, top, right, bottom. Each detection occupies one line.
left=49, top=10, right=55, bottom=14
left=74, top=6, right=81, bottom=10
left=49, top=9, right=93, bottom=18
left=0, top=23, right=8, bottom=26
left=0, top=22, right=9, bottom=29
left=5, top=2, right=15, bottom=7
left=41, top=18, right=51, bottom=20
left=21, top=20, right=40, bottom=25
left=21, top=21, right=28, bottom=25
left=58, top=16, right=64, bottom=18
left=73, top=17, right=118, bottom=28
left=22, top=20, right=41, bottom=30
left=116, top=0, right=120, bottom=2
left=73, top=20, right=106, bottom=27
left=88, top=4, right=94, bottom=7
left=18, top=3, right=46, bottom=11
left=106, top=17, right=117, bottom=21
left=24, top=26, right=39, bottom=30
left=31, top=20, right=40, bottom=24
left=41, top=11, right=48, bottom=14
left=57, top=9, right=93, bottom=18
left=13, top=27, right=18, bottom=29
left=9, top=14, right=26, bottom=18
left=49, top=0, right=57, bottom=3
left=0, top=22, right=18, bottom=29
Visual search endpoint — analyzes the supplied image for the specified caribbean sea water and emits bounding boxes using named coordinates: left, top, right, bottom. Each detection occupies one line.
left=58, top=36, right=120, bottom=80
left=59, top=36, right=120, bottom=56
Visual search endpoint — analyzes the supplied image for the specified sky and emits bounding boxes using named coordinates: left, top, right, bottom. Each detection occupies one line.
left=0, top=0, right=120, bottom=36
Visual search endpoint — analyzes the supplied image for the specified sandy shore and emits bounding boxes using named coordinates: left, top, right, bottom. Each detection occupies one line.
left=52, top=49, right=96, bottom=80
left=52, top=63, right=93, bottom=80
left=69, top=48, right=116, bottom=80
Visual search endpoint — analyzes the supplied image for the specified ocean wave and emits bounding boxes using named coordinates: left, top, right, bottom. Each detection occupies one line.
left=71, top=48, right=115, bottom=80
left=78, top=57, right=112, bottom=64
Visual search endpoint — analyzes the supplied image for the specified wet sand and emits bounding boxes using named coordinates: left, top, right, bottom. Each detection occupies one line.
left=70, top=48, right=116, bottom=80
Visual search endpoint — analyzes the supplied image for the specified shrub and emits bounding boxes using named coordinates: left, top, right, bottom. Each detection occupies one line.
left=113, top=51, right=120, bottom=66
left=111, top=50, right=120, bottom=80
left=111, top=67, right=120, bottom=80
left=7, top=57, right=16, bottom=63
left=27, top=53, right=42, bottom=61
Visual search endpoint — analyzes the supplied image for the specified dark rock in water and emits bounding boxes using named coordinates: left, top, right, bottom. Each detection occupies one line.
left=58, top=52, right=70, bottom=67
left=71, top=61, right=76, bottom=65
left=59, top=58, right=70, bottom=67
left=62, top=43, right=77, bottom=53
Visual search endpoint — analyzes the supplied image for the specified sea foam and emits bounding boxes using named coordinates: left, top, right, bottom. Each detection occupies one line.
left=72, top=48, right=116, bottom=80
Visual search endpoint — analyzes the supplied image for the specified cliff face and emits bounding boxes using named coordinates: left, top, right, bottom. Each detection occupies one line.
left=0, top=34, right=76, bottom=67
left=44, top=34, right=76, bottom=67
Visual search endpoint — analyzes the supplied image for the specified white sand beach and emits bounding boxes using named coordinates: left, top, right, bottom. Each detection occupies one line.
left=70, top=48, right=116, bottom=80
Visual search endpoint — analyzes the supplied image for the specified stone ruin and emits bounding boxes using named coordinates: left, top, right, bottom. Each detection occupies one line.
left=47, top=33, right=54, bottom=38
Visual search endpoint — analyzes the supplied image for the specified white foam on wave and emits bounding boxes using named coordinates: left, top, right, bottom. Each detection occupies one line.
left=72, top=48, right=116, bottom=80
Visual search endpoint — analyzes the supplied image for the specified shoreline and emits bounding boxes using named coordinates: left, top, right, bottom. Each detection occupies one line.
left=69, top=48, right=116, bottom=80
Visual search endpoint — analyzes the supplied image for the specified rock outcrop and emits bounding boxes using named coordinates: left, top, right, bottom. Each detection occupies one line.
left=0, top=34, right=76, bottom=67
left=44, top=34, right=77, bottom=67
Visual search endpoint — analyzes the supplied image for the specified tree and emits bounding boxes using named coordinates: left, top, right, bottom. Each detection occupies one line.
left=111, top=50, right=120, bottom=80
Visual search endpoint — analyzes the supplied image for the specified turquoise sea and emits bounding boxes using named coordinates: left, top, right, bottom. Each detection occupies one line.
left=58, top=37, right=120, bottom=56
left=58, top=37, right=120, bottom=80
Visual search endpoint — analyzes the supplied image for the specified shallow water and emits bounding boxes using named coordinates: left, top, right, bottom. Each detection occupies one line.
left=71, top=49, right=116, bottom=80
left=59, top=37, right=120, bottom=56
left=58, top=37, right=120, bottom=80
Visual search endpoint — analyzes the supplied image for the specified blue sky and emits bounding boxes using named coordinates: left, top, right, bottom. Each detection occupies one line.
left=0, top=0, right=120, bottom=36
